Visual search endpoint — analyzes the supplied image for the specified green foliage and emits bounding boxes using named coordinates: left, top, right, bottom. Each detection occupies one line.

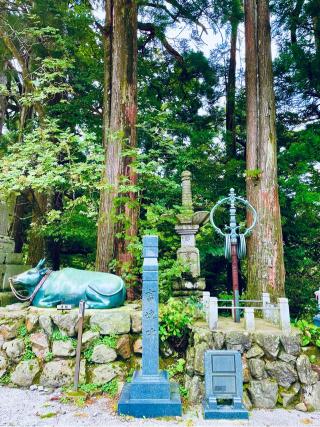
left=22, top=348, right=36, bottom=361
left=51, top=330, right=70, bottom=342
left=245, top=169, right=262, bottom=180
left=79, top=383, right=99, bottom=394
left=44, top=352, right=54, bottom=362
left=65, top=380, right=119, bottom=400
left=18, top=325, right=28, bottom=338
left=179, top=386, right=189, bottom=399
left=296, top=320, right=320, bottom=348
left=0, top=0, right=319, bottom=322
left=0, top=373, right=11, bottom=385
left=168, top=358, right=186, bottom=378
left=18, top=331, right=36, bottom=360
left=100, top=335, right=117, bottom=349
left=159, top=298, right=196, bottom=342
left=100, top=379, right=118, bottom=397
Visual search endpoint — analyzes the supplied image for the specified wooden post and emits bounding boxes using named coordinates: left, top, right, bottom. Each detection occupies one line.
left=74, top=300, right=85, bottom=391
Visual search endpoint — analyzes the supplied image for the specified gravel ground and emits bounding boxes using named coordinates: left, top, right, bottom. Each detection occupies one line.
left=0, top=386, right=320, bottom=427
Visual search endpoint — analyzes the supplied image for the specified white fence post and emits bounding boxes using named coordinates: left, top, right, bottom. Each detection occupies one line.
left=202, top=291, right=210, bottom=323
left=262, top=292, right=271, bottom=321
left=244, top=307, right=255, bottom=332
left=209, top=297, right=218, bottom=330
left=278, top=297, right=291, bottom=334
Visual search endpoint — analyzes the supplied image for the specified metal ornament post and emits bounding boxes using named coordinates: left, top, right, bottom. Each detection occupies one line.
left=210, top=189, right=257, bottom=323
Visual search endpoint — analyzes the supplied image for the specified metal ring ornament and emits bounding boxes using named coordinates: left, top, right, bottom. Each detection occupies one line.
left=209, top=196, right=258, bottom=238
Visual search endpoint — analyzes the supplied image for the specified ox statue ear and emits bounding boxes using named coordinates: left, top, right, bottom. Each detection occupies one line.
left=36, top=258, right=46, bottom=270
left=39, top=267, right=48, bottom=276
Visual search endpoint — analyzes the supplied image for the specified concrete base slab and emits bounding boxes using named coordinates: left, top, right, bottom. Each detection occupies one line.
left=203, top=400, right=249, bottom=420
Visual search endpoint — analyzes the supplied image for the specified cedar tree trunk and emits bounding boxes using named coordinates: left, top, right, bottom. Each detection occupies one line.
left=226, top=20, right=238, bottom=158
left=96, top=0, right=138, bottom=293
left=245, top=0, right=285, bottom=299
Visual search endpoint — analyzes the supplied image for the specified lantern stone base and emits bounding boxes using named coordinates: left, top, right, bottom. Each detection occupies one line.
left=173, top=278, right=206, bottom=297
left=118, top=370, right=182, bottom=418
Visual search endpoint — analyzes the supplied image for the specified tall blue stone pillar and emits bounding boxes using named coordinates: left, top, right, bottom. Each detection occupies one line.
left=142, top=235, right=159, bottom=376
left=118, top=236, right=182, bottom=418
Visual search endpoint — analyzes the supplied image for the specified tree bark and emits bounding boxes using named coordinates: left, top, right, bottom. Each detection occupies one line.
left=245, top=0, right=285, bottom=299
left=0, top=59, right=8, bottom=137
left=96, top=0, right=138, bottom=287
left=226, top=20, right=238, bottom=158
left=11, top=193, right=29, bottom=253
left=27, top=192, right=47, bottom=266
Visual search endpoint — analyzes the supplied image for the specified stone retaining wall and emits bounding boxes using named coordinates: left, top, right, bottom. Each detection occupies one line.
left=0, top=303, right=142, bottom=390
left=185, top=324, right=320, bottom=411
left=1, top=304, right=320, bottom=412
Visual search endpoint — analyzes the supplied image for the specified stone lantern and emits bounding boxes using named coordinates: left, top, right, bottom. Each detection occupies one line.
left=0, top=198, right=31, bottom=306
left=173, top=171, right=208, bottom=297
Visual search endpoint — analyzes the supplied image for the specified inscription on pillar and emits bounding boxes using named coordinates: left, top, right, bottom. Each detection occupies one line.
left=142, top=236, right=159, bottom=376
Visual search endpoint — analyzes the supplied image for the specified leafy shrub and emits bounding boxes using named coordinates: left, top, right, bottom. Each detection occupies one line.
left=18, top=325, right=28, bottom=337
left=159, top=298, right=196, bottom=351
left=168, top=358, right=186, bottom=378
left=51, top=330, right=70, bottom=342
left=45, top=352, right=54, bottom=362
left=101, top=379, right=118, bottom=397
left=296, top=320, right=320, bottom=347
left=0, top=374, right=11, bottom=385
left=79, top=383, right=100, bottom=394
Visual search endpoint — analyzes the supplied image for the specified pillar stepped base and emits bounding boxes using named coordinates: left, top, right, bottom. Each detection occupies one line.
left=118, top=370, right=182, bottom=418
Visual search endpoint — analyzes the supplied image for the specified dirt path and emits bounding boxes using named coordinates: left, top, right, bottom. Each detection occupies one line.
left=0, top=386, right=319, bottom=427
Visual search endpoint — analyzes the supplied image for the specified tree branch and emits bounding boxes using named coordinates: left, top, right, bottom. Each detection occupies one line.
left=138, top=22, right=183, bottom=63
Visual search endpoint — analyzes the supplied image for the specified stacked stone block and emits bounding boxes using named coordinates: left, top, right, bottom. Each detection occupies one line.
left=185, top=325, right=320, bottom=411
left=0, top=304, right=142, bottom=389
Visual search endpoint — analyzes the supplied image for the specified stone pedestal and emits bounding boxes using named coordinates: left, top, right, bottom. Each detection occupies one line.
left=118, top=236, right=182, bottom=418
left=203, top=351, right=248, bottom=420
left=0, top=198, right=31, bottom=306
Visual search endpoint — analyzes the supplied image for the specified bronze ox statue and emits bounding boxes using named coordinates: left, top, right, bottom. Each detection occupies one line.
left=9, top=259, right=126, bottom=309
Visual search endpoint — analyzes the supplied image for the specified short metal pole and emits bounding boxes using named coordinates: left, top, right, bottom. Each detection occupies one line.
left=74, top=300, right=85, bottom=391
left=231, top=243, right=240, bottom=322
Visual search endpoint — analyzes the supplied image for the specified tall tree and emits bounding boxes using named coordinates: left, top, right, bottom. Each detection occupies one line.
left=0, top=58, right=8, bottom=137
left=96, top=1, right=138, bottom=285
left=225, top=0, right=243, bottom=158
left=245, top=0, right=285, bottom=299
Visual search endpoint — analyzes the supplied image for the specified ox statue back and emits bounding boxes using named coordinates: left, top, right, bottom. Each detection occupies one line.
left=9, top=259, right=126, bottom=309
